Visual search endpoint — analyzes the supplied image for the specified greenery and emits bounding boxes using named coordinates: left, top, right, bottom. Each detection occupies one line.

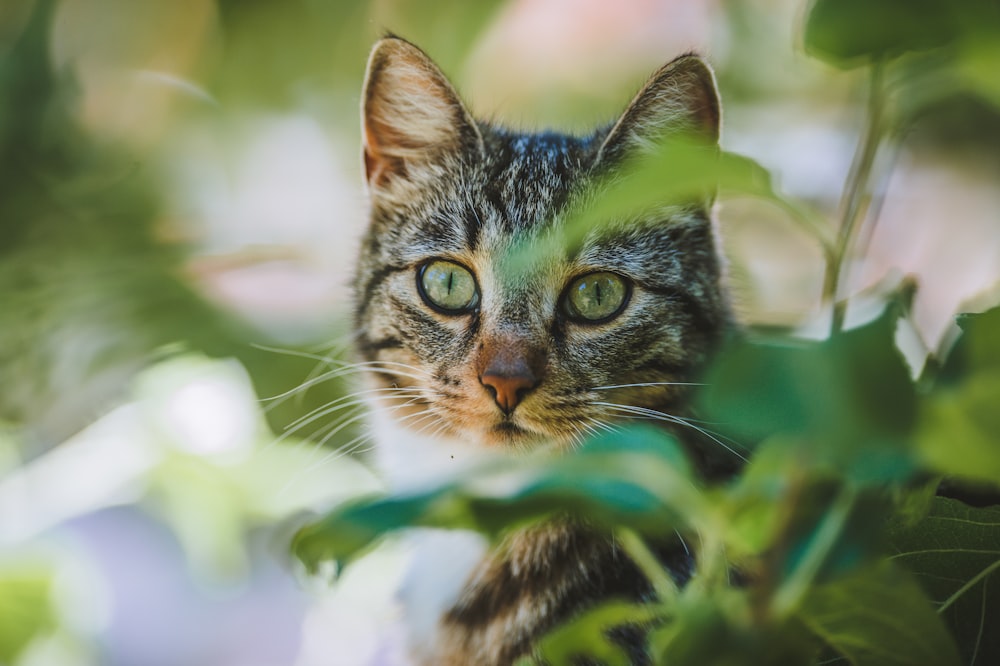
left=293, top=1, right=1000, bottom=664
left=1, top=0, right=998, bottom=664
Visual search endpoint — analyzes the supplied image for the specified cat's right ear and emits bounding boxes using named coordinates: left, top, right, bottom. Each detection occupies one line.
left=595, top=54, right=721, bottom=167
left=361, top=37, right=483, bottom=195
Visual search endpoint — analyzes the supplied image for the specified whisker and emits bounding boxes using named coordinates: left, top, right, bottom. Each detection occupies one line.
left=274, top=429, right=379, bottom=499
left=251, top=341, right=344, bottom=365
left=260, top=360, right=430, bottom=408
left=271, top=387, right=426, bottom=448
left=593, top=401, right=748, bottom=462
left=590, top=381, right=704, bottom=391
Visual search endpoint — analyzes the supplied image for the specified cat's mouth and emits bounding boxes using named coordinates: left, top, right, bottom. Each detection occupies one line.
left=485, top=419, right=545, bottom=448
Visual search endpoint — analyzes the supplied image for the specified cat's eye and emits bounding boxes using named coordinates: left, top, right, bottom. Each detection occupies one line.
left=563, top=272, right=630, bottom=323
left=418, top=259, right=480, bottom=314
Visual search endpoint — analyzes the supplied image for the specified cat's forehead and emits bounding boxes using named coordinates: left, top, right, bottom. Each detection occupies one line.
left=470, top=128, right=596, bottom=233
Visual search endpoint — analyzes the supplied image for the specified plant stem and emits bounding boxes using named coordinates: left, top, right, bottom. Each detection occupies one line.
left=771, top=486, right=856, bottom=617
left=617, top=527, right=680, bottom=604
left=823, top=60, right=888, bottom=334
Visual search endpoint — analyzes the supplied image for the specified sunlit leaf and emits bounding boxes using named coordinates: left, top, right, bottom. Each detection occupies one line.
left=799, top=561, right=961, bottom=666
left=939, top=306, right=1000, bottom=379
left=563, top=141, right=776, bottom=245
left=888, top=497, right=1000, bottom=666
left=920, top=307, right=1000, bottom=485
left=0, top=565, right=56, bottom=663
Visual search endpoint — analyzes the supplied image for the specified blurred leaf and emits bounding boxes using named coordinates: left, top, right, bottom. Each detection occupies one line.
left=699, top=304, right=917, bottom=485
left=773, top=487, right=894, bottom=613
left=957, top=38, right=1000, bottom=110
left=804, top=0, right=956, bottom=67
left=798, top=561, right=962, bottom=666
left=566, top=141, right=776, bottom=242
left=918, top=375, right=1000, bottom=485
left=525, top=601, right=662, bottom=666
left=652, top=593, right=817, bottom=666
left=919, top=307, right=1000, bottom=485
left=293, top=427, right=707, bottom=572
left=0, top=565, right=56, bottom=663
left=939, top=306, right=1000, bottom=379
left=888, top=497, right=1000, bottom=666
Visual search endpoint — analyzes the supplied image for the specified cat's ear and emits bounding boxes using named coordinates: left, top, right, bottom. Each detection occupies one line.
left=596, top=54, right=720, bottom=166
left=362, top=36, right=483, bottom=193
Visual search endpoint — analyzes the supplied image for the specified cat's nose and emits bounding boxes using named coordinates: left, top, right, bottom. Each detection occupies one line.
left=478, top=343, right=542, bottom=415
left=480, top=368, right=538, bottom=415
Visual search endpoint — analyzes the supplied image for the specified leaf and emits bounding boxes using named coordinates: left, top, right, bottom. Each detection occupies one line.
left=529, top=601, right=663, bottom=666
left=920, top=307, right=1000, bottom=485
left=0, top=564, right=56, bottom=663
left=652, top=592, right=818, bottom=666
left=918, top=375, right=1000, bottom=485
left=804, top=0, right=958, bottom=68
left=698, top=303, right=918, bottom=485
left=292, top=427, right=708, bottom=572
left=939, top=306, right=1000, bottom=379
left=888, top=497, right=1000, bottom=666
left=773, top=486, right=896, bottom=615
left=798, top=560, right=962, bottom=666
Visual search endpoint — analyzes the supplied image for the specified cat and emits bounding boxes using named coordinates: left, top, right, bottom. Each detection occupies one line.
left=352, top=35, right=734, bottom=666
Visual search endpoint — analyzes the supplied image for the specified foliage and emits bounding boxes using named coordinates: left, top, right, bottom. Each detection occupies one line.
left=296, top=302, right=1000, bottom=664
left=292, top=1, right=1000, bottom=664
left=1, top=0, right=998, bottom=663
left=0, top=563, right=56, bottom=664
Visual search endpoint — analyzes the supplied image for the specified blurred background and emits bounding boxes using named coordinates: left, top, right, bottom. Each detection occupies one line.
left=1, top=0, right=998, bottom=664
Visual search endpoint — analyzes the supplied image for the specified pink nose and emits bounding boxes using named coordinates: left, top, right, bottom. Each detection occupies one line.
left=480, top=370, right=538, bottom=414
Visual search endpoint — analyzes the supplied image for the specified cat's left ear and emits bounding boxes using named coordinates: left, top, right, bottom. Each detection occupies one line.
left=596, top=54, right=720, bottom=166
left=361, top=36, right=483, bottom=194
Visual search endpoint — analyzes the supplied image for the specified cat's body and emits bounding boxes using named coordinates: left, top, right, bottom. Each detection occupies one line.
left=352, top=36, right=733, bottom=665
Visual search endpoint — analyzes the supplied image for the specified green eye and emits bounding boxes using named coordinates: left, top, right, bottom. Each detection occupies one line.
left=418, top=259, right=479, bottom=313
left=564, top=272, right=630, bottom=322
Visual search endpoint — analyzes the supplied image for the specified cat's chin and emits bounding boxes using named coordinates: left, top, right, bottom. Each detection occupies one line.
left=369, top=411, right=554, bottom=491
left=483, top=421, right=547, bottom=449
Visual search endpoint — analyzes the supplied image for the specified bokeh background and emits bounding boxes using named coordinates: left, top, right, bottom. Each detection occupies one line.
left=1, top=0, right=998, bottom=664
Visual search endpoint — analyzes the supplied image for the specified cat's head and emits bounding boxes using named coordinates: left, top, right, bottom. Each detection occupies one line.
left=353, top=36, right=729, bottom=463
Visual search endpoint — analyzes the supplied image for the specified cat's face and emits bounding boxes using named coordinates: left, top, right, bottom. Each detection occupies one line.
left=354, top=37, right=728, bottom=457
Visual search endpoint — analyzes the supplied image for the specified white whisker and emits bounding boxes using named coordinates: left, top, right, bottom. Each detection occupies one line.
left=269, top=387, right=425, bottom=449
left=593, top=401, right=747, bottom=462
left=591, top=381, right=704, bottom=391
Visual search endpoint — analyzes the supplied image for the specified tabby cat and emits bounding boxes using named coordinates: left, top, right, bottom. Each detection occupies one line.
left=353, top=36, right=735, bottom=666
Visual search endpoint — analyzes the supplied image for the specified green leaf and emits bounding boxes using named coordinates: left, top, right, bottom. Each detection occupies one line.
left=773, top=487, right=895, bottom=615
left=888, top=497, right=1000, bottom=666
left=918, top=375, right=1000, bottom=484
left=292, top=427, right=708, bottom=572
left=699, top=304, right=918, bottom=485
left=799, top=561, right=962, bottom=666
left=653, top=593, right=818, bottom=666
left=529, top=601, right=663, bottom=666
left=940, top=306, right=1000, bottom=379
left=920, top=307, right=1000, bottom=485
left=0, top=564, right=56, bottom=663
left=804, top=0, right=958, bottom=68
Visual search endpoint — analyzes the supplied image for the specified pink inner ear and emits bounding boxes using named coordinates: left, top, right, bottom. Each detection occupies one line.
left=364, top=144, right=380, bottom=185
left=360, top=39, right=484, bottom=193
left=363, top=119, right=410, bottom=188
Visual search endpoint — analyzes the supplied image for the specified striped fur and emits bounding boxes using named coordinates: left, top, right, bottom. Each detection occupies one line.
left=354, top=37, right=734, bottom=665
